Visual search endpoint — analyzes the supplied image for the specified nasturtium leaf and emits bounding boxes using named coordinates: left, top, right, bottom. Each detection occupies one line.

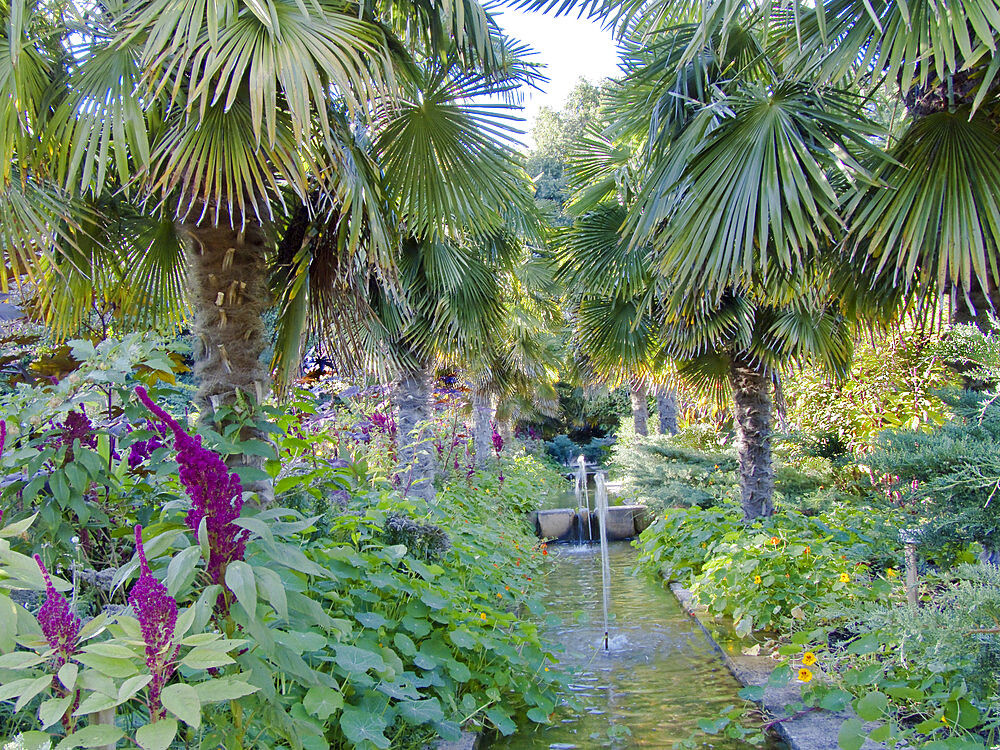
left=397, top=698, right=444, bottom=725
left=303, top=685, right=344, bottom=720
left=393, top=633, right=416, bottom=656
left=486, top=706, right=517, bottom=736
left=340, top=703, right=390, bottom=749
left=855, top=691, right=888, bottom=721
left=334, top=644, right=386, bottom=676
left=837, top=718, right=866, bottom=750
left=225, top=560, right=257, bottom=617
left=526, top=707, right=551, bottom=723
left=356, top=611, right=389, bottom=629
left=162, top=682, right=201, bottom=728
left=136, top=718, right=178, bottom=750
left=448, top=628, right=477, bottom=649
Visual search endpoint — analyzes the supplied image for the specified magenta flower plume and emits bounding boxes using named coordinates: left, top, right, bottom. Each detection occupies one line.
left=0, top=419, right=6, bottom=456
left=34, top=555, right=80, bottom=667
left=491, top=424, right=504, bottom=455
left=134, top=387, right=247, bottom=584
left=129, top=526, right=179, bottom=721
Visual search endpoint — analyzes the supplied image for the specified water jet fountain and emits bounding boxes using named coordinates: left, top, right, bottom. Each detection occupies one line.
left=574, top=455, right=593, bottom=543
left=595, top=471, right=611, bottom=650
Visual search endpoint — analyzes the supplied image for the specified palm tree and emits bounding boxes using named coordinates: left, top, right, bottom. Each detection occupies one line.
left=270, top=48, right=543, bottom=499
left=554, top=20, right=882, bottom=519
left=6, top=0, right=518, bottom=422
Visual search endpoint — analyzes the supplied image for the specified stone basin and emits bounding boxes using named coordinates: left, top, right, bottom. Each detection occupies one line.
left=530, top=505, right=651, bottom=542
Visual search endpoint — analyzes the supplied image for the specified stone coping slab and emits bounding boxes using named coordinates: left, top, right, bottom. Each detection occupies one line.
left=669, top=584, right=883, bottom=750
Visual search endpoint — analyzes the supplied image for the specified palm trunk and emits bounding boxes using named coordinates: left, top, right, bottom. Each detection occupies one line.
left=393, top=361, right=436, bottom=502
left=630, top=384, right=649, bottom=437
left=184, top=209, right=273, bottom=504
left=728, top=354, right=775, bottom=521
left=655, top=387, right=679, bottom=435
left=471, top=388, right=494, bottom=470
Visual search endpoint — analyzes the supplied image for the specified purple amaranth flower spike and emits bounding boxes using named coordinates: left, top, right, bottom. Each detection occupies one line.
left=0, top=419, right=6, bottom=455
left=129, top=526, right=178, bottom=721
left=127, top=420, right=168, bottom=469
left=34, top=555, right=80, bottom=667
left=134, top=387, right=248, bottom=585
left=491, top=424, right=504, bottom=455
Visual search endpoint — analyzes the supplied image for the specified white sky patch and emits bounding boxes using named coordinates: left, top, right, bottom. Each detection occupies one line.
left=491, top=7, right=623, bottom=150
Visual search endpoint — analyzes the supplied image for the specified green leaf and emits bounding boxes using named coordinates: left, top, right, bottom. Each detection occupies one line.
left=54, top=724, right=125, bottom=749
left=0, top=651, right=45, bottom=669
left=838, top=718, right=866, bottom=750
left=39, top=694, right=73, bottom=728
left=225, top=560, right=257, bottom=617
left=161, top=683, right=201, bottom=728
left=254, top=566, right=288, bottom=621
left=303, top=685, right=343, bottom=720
left=166, top=545, right=202, bottom=597
left=855, top=691, right=888, bottom=722
left=334, top=644, right=386, bottom=676
left=486, top=706, right=517, bottom=736
left=136, top=719, right=178, bottom=750
left=57, top=663, right=79, bottom=691
left=340, top=702, right=390, bottom=749
left=118, top=674, right=153, bottom=702
left=75, top=653, right=139, bottom=678
left=0, top=512, right=37, bottom=537
left=72, top=692, right=120, bottom=716
left=398, top=698, right=444, bottom=726
left=194, top=677, right=259, bottom=703
left=9, top=675, right=55, bottom=712
left=181, top=646, right=235, bottom=670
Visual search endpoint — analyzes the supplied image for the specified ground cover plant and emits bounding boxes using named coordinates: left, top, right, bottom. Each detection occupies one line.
left=629, top=398, right=1000, bottom=750
left=0, top=337, right=563, bottom=749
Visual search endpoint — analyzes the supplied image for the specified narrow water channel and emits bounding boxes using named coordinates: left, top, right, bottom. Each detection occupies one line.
left=491, top=542, right=756, bottom=749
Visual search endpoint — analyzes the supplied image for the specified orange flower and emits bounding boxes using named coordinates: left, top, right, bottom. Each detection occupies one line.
left=480, top=613, right=488, bottom=621
left=769, top=536, right=780, bottom=546
left=803, top=546, right=810, bottom=556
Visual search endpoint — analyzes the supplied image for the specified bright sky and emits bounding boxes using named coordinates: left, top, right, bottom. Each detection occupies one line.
left=490, top=8, right=623, bottom=150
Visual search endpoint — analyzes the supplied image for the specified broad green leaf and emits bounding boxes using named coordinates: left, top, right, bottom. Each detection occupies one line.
left=303, top=685, right=343, bottom=720
left=9, top=675, right=54, bottom=711
left=334, top=644, right=386, bottom=676
left=39, top=694, right=73, bottom=728
left=0, top=513, right=37, bottom=537
left=57, top=663, right=79, bottom=691
left=166, top=545, right=202, bottom=597
left=340, top=703, right=390, bottom=749
left=254, top=566, right=288, bottom=622
left=74, top=653, right=139, bottom=678
left=54, top=723, right=125, bottom=749
left=398, top=698, right=443, bottom=725
left=838, top=718, right=866, bottom=750
left=180, top=646, right=235, bottom=670
left=855, top=691, right=888, bottom=722
left=72, top=692, right=120, bottom=717
left=136, top=718, right=178, bottom=750
left=0, top=651, right=45, bottom=669
left=162, top=683, right=201, bottom=728
left=194, top=677, right=258, bottom=703
left=225, top=560, right=257, bottom=617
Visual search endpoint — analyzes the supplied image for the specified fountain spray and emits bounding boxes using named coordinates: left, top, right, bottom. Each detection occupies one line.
left=595, top=471, right=611, bottom=650
left=575, top=455, right=593, bottom=541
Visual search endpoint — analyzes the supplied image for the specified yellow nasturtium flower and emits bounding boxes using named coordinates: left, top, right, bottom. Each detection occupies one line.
left=797, top=668, right=813, bottom=683
left=802, top=652, right=817, bottom=666
left=839, top=573, right=851, bottom=583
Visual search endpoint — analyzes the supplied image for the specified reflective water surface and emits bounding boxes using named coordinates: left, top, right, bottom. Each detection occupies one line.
left=490, top=542, right=758, bottom=750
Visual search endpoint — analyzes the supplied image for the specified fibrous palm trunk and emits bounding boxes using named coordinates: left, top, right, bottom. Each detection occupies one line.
left=630, top=384, right=649, bottom=437
left=655, top=387, right=679, bottom=435
left=393, top=361, right=436, bottom=502
left=728, top=354, right=774, bottom=521
left=184, top=210, right=273, bottom=503
left=471, top=388, right=494, bottom=470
